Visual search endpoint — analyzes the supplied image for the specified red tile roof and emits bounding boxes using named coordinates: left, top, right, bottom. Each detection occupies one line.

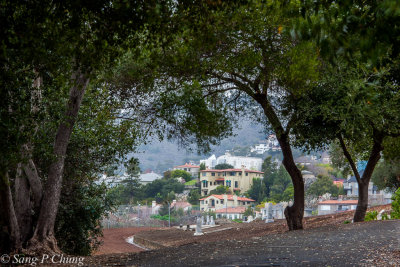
left=201, top=169, right=263, bottom=174
left=215, top=207, right=246, bottom=214
left=199, top=194, right=255, bottom=202
left=175, top=163, right=200, bottom=168
left=318, top=200, right=358, bottom=205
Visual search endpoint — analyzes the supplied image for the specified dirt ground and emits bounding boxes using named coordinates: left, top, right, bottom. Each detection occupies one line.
left=93, top=227, right=159, bottom=255
left=84, top=204, right=398, bottom=266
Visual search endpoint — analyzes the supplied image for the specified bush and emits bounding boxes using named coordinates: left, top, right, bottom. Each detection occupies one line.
left=232, top=219, right=243, bottom=223
left=391, top=188, right=400, bottom=219
left=364, top=211, right=378, bottom=221
left=343, top=220, right=351, bottom=224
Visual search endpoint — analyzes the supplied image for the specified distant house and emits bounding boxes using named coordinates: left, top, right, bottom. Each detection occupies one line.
left=343, top=174, right=392, bottom=205
left=200, top=152, right=263, bottom=171
left=173, top=163, right=200, bottom=178
left=200, top=167, right=263, bottom=196
left=320, top=151, right=332, bottom=164
left=171, top=200, right=192, bottom=212
left=199, top=194, right=255, bottom=212
left=215, top=206, right=246, bottom=220
left=294, top=155, right=317, bottom=166
left=139, top=172, right=162, bottom=185
left=317, top=199, right=358, bottom=215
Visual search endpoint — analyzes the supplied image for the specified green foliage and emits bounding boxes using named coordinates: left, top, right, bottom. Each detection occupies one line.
left=364, top=211, right=378, bottom=222
left=210, top=185, right=231, bottom=195
left=269, top=165, right=293, bottom=203
left=214, top=163, right=234, bottom=170
left=372, top=160, right=400, bottom=192
left=188, top=188, right=201, bottom=205
left=184, top=179, right=197, bottom=186
left=391, top=188, right=400, bottom=219
left=107, top=177, right=144, bottom=205
left=232, top=219, right=243, bottom=223
left=307, top=175, right=343, bottom=198
left=170, top=169, right=192, bottom=182
left=55, top=181, right=114, bottom=256
left=246, top=178, right=267, bottom=204
left=125, top=158, right=141, bottom=177
left=151, top=214, right=177, bottom=223
left=243, top=207, right=254, bottom=217
left=343, top=220, right=351, bottom=224
left=200, top=162, right=206, bottom=170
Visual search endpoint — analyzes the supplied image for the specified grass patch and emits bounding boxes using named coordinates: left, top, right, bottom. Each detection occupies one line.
left=184, top=179, right=197, bottom=186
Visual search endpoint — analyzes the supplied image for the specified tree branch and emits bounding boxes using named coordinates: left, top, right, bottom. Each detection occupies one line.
left=22, top=158, right=43, bottom=210
left=337, top=134, right=361, bottom=184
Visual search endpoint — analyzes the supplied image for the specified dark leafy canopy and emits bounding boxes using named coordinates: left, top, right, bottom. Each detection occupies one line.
left=170, top=169, right=192, bottom=181
left=214, top=163, right=234, bottom=170
left=246, top=178, right=266, bottom=203
left=306, top=175, right=343, bottom=198
left=371, top=160, right=400, bottom=192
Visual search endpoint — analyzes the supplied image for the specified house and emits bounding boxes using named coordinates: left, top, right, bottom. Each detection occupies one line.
left=294, top=155, right=317, bottom=166
left=200, top=153, right=263, bottom=171
left=215, top=207, right=246, bottom=220
left=173, top=163, right=200, bottom=179
left=199, top=167, right=264, bottom=196
left=343, top=175, right=392, bottom=205
left=171, top=200, right=192, bottom=212
left=139, top=172, right=162, bottom=185
left=320, top=151, right=332, bottom=164
left=199, top=194, right=255, bottom=212
left=317, top=199, right=358, bottom=215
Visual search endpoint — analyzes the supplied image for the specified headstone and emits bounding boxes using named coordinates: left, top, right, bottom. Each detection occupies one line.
left=210, top=216, right=215, bottom=226
left=247, top=215, right=254, bottom=223
left=377, top=209, right=385, bottom=220
left=206, top=215, right=210, bottom=225
left=194, top=217, right=204, bottom=236
left=186, top=224, right=190, bottom=231
left=201, top=216, right=205, bottom=225
left=265, top=203, right=274, bottom=223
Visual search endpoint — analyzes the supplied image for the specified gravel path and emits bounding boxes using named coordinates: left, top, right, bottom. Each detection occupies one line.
left=87, top=220, right=400, bottom=266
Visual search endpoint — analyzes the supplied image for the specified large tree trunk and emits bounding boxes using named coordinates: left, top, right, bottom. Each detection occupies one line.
left=0, top=173, right=22, bottom=251
left=354, top=180, right=369, bottom=222
left=255, top=94, right=304, bottom=230
left=280, top=136, right=304, bottom=230
left=26, top=70, right=89, bottom=254
left=14, top=164, right=33, bottom=245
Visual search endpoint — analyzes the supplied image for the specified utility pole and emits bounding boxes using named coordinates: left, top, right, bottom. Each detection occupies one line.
left=168, top=201, right=171, bottom=227
left=137, top=202, right=140, bottom=227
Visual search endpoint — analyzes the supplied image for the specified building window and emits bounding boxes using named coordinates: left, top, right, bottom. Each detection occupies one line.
left=214, top=182, right=216, bottom=185
left=202, top=172, right=206, bottom=177
left=226, top=180, right=231, bottom=187
left=209, top=181, right=212, bottom=186
left=216, top=200, right=219, bottom=204
left=202, top=180, right=208, bottom=188
left=184, top=168, right=187, bottom=171
left=221, top=200, right=224, bottom=204
left=235, top=181, right=238, bottom=188
left=201, top=200, right=204, bottom=204
left=205, top=201, right=208, bottom=204
left=229, top=172, right=236, bottom=176
left=245, top=172, right=248, bottom=176
left=211, top=172, right=215, bottom=176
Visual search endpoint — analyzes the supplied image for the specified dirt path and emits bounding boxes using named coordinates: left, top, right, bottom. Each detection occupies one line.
left=93, top=227, right=160, bottom=255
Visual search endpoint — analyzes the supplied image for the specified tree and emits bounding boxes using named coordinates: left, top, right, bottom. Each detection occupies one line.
left=199, top=162, right=206, bottom=171
left=243, top=207, right=254, bottom=217
left=269, top=166, right=293, bottom=203
left=262, top=156, right=278, bottom=198
left=0, top=0, right=172, bottom=253
left=214, top=163, right=234, bottom=170
left=371, top=160, right=400, bottom=192
left=307, top=176, right=341, bottom=198
left=295, top=0, right=400, bottom=222
left=246, top=178, right=267, bottom=204
left=125, top=158, right=141, bottom=178
left=210, top=185, right=231, bottom=195
left=124, top=1, right=319, bottom=230
left=188, top=188, right=201, bottom=205
left=170, top=169, right=192, bottom=182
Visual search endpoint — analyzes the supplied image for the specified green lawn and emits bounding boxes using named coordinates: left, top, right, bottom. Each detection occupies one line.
left=184, top=179, right=197, bottom=186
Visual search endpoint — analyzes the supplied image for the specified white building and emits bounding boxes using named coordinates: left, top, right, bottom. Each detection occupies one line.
left=250, top=135, right=281, bottom=154
left=201, top=153, right=263, bottom=171
left=139, top=172, right=162, bottom=184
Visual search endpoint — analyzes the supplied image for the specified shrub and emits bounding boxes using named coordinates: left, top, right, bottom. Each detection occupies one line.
left=343, top=220, right=351, bottom=224
left=391, top=188, right=400, bottom=219
left=232, top=219, right=243, bottom=223
left=364, top=211, right=378, bottom=221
